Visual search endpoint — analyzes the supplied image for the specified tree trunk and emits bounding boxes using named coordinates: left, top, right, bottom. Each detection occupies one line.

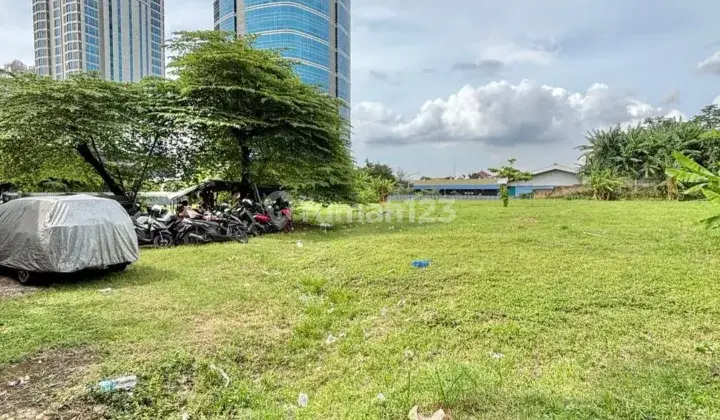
left=129, top=134, right=161, bottom=204
left=667, top=176, right=678, bottom=201
left=76, top=142, right=127, bottom=199
left=230, top=126, right=253, bottom=198
left=239, top=143, right=251, bottom=196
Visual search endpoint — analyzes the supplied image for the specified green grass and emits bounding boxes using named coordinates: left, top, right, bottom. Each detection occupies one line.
left=3, top=200, right=720, bottom=419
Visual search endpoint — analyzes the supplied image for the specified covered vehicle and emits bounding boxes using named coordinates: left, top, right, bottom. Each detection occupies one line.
left=0, top=195, right=139, bottom=284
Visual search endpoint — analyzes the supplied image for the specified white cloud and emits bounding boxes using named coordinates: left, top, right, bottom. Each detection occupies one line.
left=352, top=80, right=683, bottom=146
left=714, top=95, right=720, bottom=105
left=698, top=51, right=720, bottom=75
left=482, top=43, right=555, bottom=66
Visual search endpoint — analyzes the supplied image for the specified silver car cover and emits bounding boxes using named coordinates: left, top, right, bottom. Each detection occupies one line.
left=0, top=195, right=139, bottom=273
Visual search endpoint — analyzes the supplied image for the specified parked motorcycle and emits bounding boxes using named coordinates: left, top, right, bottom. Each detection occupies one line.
left=235, top=199, right=266, bottom=236
left=212, top=208, right=250, bottom=243
left=237, top=197, right=293, bottom=234
left=133, top=205, right=174, bottom=247
left=175, top=216, right=247, bottom=245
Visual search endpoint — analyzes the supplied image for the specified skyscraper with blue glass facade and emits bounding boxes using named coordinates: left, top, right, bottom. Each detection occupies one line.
left=212, top=0, right=350, bottom=115
left=33, top=0, right=164, bottom=81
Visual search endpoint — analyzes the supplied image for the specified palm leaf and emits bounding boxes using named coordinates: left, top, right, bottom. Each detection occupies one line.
left=702, top=188, right=720, bottom=204
left=701, top=214, right=720, bottom=229
left=672, top=152, right=720, bottom=181
left=683, top=184, right=705, bottom=195
left=665, top=168, right=708, bottom=184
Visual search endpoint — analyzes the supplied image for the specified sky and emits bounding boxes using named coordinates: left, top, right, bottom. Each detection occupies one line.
left=2, top=0, right=720, bottom=177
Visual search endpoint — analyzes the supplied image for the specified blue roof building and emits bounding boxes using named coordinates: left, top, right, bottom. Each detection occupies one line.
left=412, top=164, right=580, bottom=197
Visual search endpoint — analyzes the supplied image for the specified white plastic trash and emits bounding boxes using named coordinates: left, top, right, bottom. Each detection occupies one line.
left=298, top=392, right=309, bottom=407
left=98, top=375, right=137, bottom=392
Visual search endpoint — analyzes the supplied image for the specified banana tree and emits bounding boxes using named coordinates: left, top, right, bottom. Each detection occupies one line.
left=666, top=152, right=720, bottom=227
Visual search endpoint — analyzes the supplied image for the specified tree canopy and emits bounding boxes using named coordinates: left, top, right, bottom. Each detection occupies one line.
left=166, top=30, right=355, bottom=202
left=362, top=159, right=396, bottom=182
left=0, top=31, right=356, bottom=205
left=489, top=158, right=532, bottom=207
left=0, top=73, right=190, bottom=202
left=579, top=112, right=720, bottom=180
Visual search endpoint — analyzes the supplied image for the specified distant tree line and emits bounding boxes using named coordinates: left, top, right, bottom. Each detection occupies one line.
left=578, top=105, right=720, bottom=199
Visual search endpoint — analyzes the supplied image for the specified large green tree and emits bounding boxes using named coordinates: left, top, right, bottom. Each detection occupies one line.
left=166, top=31, right=355, bottom=202
left=0, top=73, right=188, bottom=203
left=362, top=159, right=396, bottom=182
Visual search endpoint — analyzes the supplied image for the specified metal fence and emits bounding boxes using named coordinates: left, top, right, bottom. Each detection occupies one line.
left=387, top=194, right=499, bottom=201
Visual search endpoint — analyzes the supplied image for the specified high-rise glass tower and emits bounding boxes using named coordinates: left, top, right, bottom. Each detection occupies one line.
left=32, top=0, right=165, bottom=81
left=213, top=0, right=350, bottom=115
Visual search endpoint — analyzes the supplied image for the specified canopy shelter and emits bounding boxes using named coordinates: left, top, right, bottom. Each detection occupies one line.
left=167, top=180, right=283, bottom=209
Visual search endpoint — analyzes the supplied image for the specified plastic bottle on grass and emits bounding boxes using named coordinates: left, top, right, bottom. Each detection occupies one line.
left=98, top=375, right=137, bottom=392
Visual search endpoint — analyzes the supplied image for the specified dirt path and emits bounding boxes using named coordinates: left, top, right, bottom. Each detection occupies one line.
left=0, top=349, right=100, bottom=419
left=0, top=276, right=38, bottom=298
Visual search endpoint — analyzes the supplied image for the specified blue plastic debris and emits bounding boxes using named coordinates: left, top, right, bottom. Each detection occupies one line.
left=412, top=260, right=430, bottom=268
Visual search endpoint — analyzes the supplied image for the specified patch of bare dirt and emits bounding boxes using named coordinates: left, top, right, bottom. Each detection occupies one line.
left=0, top=276, right=38, bottom=299
left=0, top=348, right=100, bottom=420
left=190, top=308, right=289, bottom=348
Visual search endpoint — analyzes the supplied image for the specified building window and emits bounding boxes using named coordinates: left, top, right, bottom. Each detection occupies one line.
left=246, top=5, right=330, bottom=41
left=255, top=32, right=330, bottom=68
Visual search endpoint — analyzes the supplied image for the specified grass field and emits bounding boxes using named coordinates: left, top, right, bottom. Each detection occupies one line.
left=3, top=200, right=720, bottom=419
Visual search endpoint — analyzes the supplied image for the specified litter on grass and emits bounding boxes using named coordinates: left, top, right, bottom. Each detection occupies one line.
left=408, top=405, right=446, bottom=420
left=98, top=375, right=137, bottom=392
left=412, top=260, right=430, bottom=268
left=209, top=364, right=231, bottom=387
left=298, top=393, right=309, bottom=407
left=7, top=376, right=29, bottom=387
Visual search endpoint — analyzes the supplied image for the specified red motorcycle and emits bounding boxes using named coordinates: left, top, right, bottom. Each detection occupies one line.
left=240, top=197, right=293, bottom=234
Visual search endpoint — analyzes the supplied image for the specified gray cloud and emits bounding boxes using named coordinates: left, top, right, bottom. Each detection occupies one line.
left=368, top=69, right=403, bottom=85
left=369, top=70, right=391, bottom=82
left=421, top=68, right=436, bottom=74
left=698, top=51, right=720, bottom=75
left=662, top=89, right=680, bottom=105
left=451, top=59, right=505, bottom=75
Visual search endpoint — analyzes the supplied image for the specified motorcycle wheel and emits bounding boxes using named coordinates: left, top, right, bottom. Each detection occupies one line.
left=183, top=227, right=206, bottom=245
left=230, top=227, right=249, bottom=243
left=16, top=270, right=32, bottom=285
left=153, top=232, right=174, bottom=247
left=248, top=223, right=261, bottom=236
